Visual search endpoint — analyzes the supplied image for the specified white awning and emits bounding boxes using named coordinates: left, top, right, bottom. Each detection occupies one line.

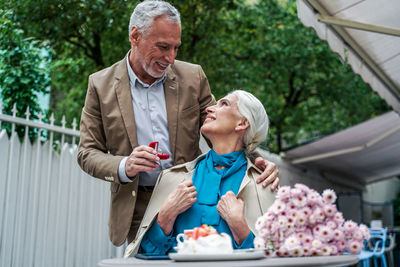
left=297, top=0, right=400, bottom=113
left=283, top=111, right=400, bottom=184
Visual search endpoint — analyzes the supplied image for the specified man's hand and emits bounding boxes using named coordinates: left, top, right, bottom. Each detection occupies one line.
left=217, top=191, right=249, bottom=245
left=125, top=145, right=160, bottom=177
left=157, top=180, right=197, bottom=235
left=254, top=157, right=280, bottom=191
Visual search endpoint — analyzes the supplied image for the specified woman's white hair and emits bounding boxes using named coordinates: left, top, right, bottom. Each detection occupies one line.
left=229, top=90, right=269, bottom=154
left=128, top=0, right=181, bottom=37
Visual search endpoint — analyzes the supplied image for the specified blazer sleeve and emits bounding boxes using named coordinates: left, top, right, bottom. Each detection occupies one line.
left=77, top=75, right=126, bottom=184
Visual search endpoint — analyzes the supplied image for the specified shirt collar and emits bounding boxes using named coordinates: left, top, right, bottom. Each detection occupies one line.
left=126, top=51, right=166, bottom=88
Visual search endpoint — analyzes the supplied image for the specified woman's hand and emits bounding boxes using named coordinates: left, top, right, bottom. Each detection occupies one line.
left=217, top=191, right=250, bottom=245
left=157, top=180, right=197, bottom=235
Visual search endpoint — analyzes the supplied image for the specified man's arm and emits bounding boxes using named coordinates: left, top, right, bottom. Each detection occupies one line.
left=198, top=65, right=216, bottom=126
left=77, top=75, right=125, bottom=184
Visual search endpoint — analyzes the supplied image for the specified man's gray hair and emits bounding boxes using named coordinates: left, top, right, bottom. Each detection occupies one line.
left=128, top=0, right=181, bottom=36
left=229, top=90, right=269, bottom=154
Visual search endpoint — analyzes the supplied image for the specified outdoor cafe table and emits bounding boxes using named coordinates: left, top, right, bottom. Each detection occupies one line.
left=98, top=255, right=359, bottom=267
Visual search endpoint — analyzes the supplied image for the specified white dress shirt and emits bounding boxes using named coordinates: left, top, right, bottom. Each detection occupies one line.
left=118, top=55, right=173, bottom=185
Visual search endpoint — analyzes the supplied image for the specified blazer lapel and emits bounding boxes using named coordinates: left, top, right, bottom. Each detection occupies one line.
left=238, top=160, right=257, bottom=196
left=114, top=55, right=138, bottom=149
left=164, top=67, right=179, bottom=160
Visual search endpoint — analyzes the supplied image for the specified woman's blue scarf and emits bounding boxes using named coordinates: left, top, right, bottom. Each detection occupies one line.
left=192, top=149, right=247, bottom=225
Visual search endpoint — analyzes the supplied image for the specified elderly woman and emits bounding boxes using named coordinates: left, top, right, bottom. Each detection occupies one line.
left=125, top=90, right=275, bottom=257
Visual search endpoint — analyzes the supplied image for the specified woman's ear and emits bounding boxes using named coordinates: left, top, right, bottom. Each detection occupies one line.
left=235, top=118, right=250, bottom=132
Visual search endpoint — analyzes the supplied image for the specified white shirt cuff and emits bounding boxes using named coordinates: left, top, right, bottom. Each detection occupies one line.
left=118, top=157, right=133, bottom=183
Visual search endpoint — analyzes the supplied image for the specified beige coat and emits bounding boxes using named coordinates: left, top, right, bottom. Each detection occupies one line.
left=124, top=154, right=276, bottom=257
left=77, top=53, right=216, bottom=246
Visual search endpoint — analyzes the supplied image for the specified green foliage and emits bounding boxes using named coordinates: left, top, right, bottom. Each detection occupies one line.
left=4, top=0, right=390, bottom=151
left=6, top=0, right=136, bottom=125
left=0, top=9, right=50, bottom=137
left=174, top=0, right=390, bottom=152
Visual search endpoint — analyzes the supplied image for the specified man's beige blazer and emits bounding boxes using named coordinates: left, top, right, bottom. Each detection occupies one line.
left=77, top=54, right=215, bottom=246
left=124, top=154, right=276, bottom=257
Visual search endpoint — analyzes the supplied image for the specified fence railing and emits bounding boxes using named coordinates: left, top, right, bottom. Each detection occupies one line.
left=0, top=103, right=122, bottom=267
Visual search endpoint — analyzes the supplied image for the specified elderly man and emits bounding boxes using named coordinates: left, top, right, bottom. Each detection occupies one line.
left=77, top=0, right=279, bottom=247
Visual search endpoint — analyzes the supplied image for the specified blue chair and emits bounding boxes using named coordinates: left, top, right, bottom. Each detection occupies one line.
left=357, top=227, right=388, bottom=267
left=369, top=228, right=388, bottom=267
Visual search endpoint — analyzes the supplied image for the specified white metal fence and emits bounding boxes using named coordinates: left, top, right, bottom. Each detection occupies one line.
left=0, top=103, right=122, bottom=267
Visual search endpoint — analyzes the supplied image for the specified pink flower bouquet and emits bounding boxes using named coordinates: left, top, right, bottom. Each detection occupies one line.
left=254, top=184, right=370, bottom=257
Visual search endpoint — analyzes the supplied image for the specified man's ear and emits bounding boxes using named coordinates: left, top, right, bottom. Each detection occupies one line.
left=129, top=26, right=141, bottom=47
left=235, top=118, right=250, bottom=132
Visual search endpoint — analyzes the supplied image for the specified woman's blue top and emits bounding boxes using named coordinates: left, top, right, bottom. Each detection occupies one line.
left=140, top=149, right=254, bottom=255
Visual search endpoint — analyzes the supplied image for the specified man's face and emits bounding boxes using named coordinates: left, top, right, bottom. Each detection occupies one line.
left=129, top=16, right=181, bottom=84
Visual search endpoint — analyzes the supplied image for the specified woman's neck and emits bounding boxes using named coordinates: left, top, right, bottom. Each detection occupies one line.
left=209, top=135, right=244, bottom=155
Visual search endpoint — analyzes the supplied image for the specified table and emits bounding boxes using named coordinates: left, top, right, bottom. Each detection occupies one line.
left=98, top=255, right=358, bottom=267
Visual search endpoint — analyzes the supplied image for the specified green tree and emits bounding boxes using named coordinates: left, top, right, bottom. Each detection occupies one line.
left=7, top=0, right=136, bottom=124
left=0, top=9, right=50, bottom=137
left=175, top=0, right=389, bottom=152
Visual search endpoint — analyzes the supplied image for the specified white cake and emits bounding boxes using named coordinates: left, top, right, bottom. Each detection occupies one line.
left=175, top=225, right=233, bottom=254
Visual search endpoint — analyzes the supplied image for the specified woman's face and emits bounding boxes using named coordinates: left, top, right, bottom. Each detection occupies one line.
left=200, top=94, right=244, bottom=137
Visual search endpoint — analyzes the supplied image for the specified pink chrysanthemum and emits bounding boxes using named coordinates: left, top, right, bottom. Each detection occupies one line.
left=359, top=224, right=370, bottom=240
left=343, top=220, right=357, bottom=234
left=353, top=229, right=364, bottom=241
left=278, top=216, right=288, bottom=230
left=296, top=214, right=307, bottom=226
left=322, top=189, right=337, bottom=204
left=295, top=183, right=310, bottom=194
left=293, top=195, right=307, bottom=207
left=290, top=188, right=302, bottom=197
left=326, top=220, right=337, bottom=230
left=318, top=226, right=333, bottom=242
left=254, top=236, right=265, bottom=249
left=302, top=234, right=313, bottom=245
left=300, top=207, right=312, bottom=217
left=255, top=216, right=266, bottom=231
left=265, top=211, right=275, bottom=221
left=277, top=186, right=291, bottom=200
left=279, top=246, right=290, bottom=257
left=334, top=212, right=344, bottom=224
left=271, top=200, right=286, bottom=214
left=336, top=240, right=347, bottom=252
left=310, top=247, right=321, bottom=256
left=285, top=235, right=300, bottom=250
left=308, top=214, right=317, bottom=225
left=290, top=247, right=304, bottom=257
left=330, top=245, right=338, bottom=255
left=321, top=245, right=332, bottom=256
left=287, top=202, right=297, bottom=210
left=265, top=249, right=274, bottom=257
left=332, top=229, right=344, bottom=241
left=347, top=239, right=363, bottom=254
left=311, top=238, right=322, bottom=249
left=302, top=246, right=311, bottom=256
left=307, top=191, right=320, bottom=204
left=323, top=204, right=337, bottom=217
left=258, top=227, right=270, bottom=238
left=313, top=208, right=325, bottom=222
